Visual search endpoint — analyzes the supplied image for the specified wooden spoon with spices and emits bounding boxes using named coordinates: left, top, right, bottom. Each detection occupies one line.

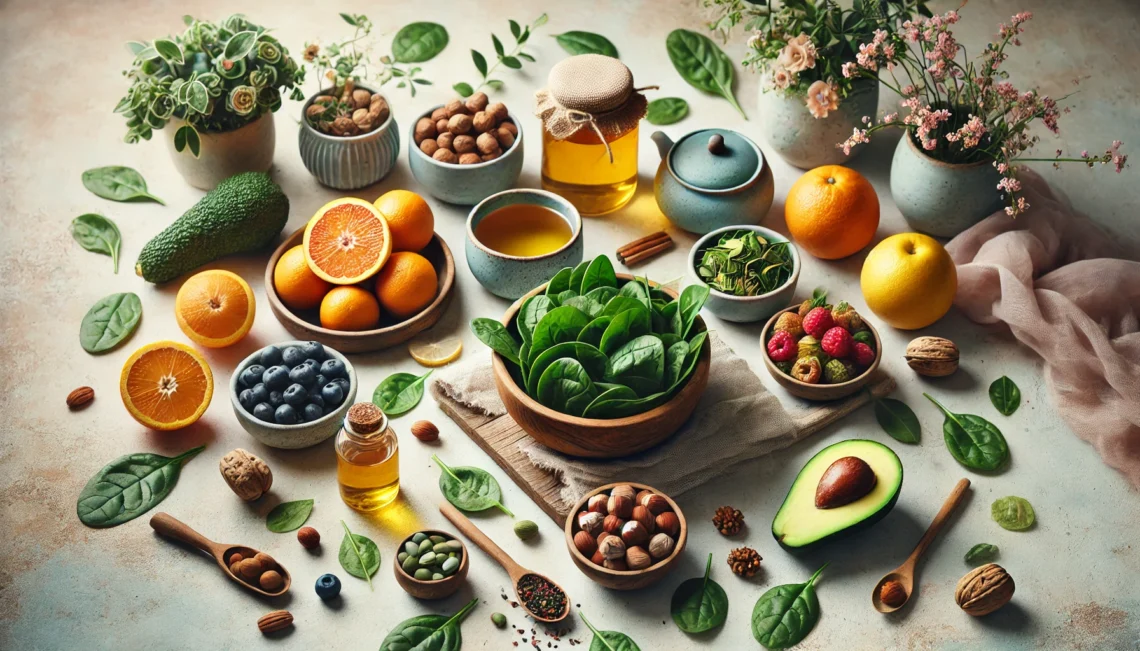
left=440, top=501, right=570, bottom=623
left=150, top=512, right=291, bottom=597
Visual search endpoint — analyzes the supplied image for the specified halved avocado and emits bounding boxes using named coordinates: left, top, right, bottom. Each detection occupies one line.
left=772, top=439, right=903, bottom=552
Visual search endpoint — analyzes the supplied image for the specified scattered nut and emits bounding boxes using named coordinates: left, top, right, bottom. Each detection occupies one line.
left=419, top=139, right=439, bottom=156
left=588, top=494, right=609, bottom=514
left=260, top=570, right=284, bottom=592
left=955, top=563, right=1014, bottom=616
left=219, top=449, right=273, bottom=501
left=411, top=420, right=440, bottom=442
left=727, top=547, right=762, bottom=578
left=491, top=612, right=508, bottom=628
left=297, top=526, right=320, bottom=550
left=879, top=579, right=907, bottom=608
left=514, top=520, right=539, bottom=540
left=67, top=386, right=95, bottom=409
left=713, top=505, right=744, bottom=536
left=433, top=148, right=458, bottom=164
left=257, top=610, right=293, bottom=634
left=573, top=530, right=598, bottom=557
left=905, top=336, right=960, bottom=377
left=625, top=546, right=651, bottom=571
left=648, top=533, right=676, bottom=559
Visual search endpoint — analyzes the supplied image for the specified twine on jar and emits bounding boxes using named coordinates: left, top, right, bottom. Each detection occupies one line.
left=560, top=85, right=658, bottom=164
left=535, top=82, right=656, bottom=165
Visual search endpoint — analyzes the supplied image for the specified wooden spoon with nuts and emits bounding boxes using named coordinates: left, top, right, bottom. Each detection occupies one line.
left=150, top=512, right=291, bottom=597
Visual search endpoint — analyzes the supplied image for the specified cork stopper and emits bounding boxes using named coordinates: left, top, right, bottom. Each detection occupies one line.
left=346, top=402, right=385, bottom=434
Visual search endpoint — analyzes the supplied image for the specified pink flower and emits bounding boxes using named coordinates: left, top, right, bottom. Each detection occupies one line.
left=771, top=67, right=793, bottom=90
left=842, top=62, right=859, bottom=78
left=839, top=127, right=871, bottom=155
left=777, top=34, right=817, bottom=73
left=805, top=80, right=840, bottom=119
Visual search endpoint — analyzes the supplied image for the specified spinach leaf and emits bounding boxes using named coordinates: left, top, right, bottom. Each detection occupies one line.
left=964, top=543, right=999, bottom=565
left=677, top=284, right=710, bottom=338
left=70, top=213, right=122, bottom=273
left=76, top=445, right=205, bottom=528
left=925, top=394, right=1009, bottom=472
left=553, top=31, right=619, bottom=58
left=564, top=295, right=604, bottom=319
left=530, top=306, right=591, bottom=360
left=665, top=29, right=746, bottom=120
left=527, top=342, right=607, bottom=394
left=989, top=376, right=1021, bottom=416
left=518, top=343, right=531, bottom=375
left=751, top=564, right=826, bottom=650
left=556, top=289, right=579, bottom=305
left=79, top=292, right=142, bottom=353
left=661, top=301, right=683, bottom=337
left=873, top=398, right=921, bottom=444
left=471, top=318, right=521, bottom=365
left=664, top=340, right=690, bottom=388
left=584, top=286, right=619, bottom=305
left=432, top=454, right=513, bottom=516
left=646, top=97, right=689, bottom=125
left=338, top=520, right=380, bottom=589
left=537, top=358, right=598, bottom=416
left=670, top=331, right=707, bottom=393
left=617, top=278, right=651, bottom=311
left=392, top=22, right=449, bottom=63
left=601, top=295, right=647, bottom=318
left=581, top=255, right=618, bottom=295
left=379, top=598, right=479, bottom=651
left=991, top=496, right=1035, bottom=531
left=582, top=385, right=639, bottom=418
left=546, top=267, right=574, bottom=296
left=605, top=335, right=664, bottom=397
left=570, top=260, right=590, bottom=294
left=580, top=611, right=641, bottom=651
left=266, top=499, right=314, bottom=533
left=599, top=307, right=652, bottom=356
left=671, top=553, right=728, bottom=633
left=577, top=316, right=612, bottom=348
left=373, top=371, right=432, bottom=417
left=517, top=295, right=554, bottom=347
left=81, top=166, right=165, bottom=204
left=583, top=391, right=669, bottom=419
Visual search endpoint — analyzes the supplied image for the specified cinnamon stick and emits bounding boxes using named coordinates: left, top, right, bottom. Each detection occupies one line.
left=616, top=231, right=670, bottom=258
left=621, top=240, right=674, bottom=266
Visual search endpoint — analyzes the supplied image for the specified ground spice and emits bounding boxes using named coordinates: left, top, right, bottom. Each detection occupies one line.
left=516, top=574, right=567, bottom=620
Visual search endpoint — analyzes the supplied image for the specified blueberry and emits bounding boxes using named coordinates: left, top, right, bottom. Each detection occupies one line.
left=289, top=364, right=317, bottom=388
left=281, top=346, right=305, bottom=367
left=262, top=365, right=291, bottom=390
left=330, top=377, right=351, bottom=395
left=303, top=403, right=325, bottom=422
left=302, top=358, right=321, bottom=374
left=239, top=389, right=257, bottom=412
left=253, top=403, right=274, bottom=422
left=258, top=345, right=283, bottom=368
left=250, top=383, right=270, bottom=404
left=321, top=382, right=345, bottom=407
left=283, top=384, right=308, bottom=406
left=268, top=390, right=285, bottom=407
left=274, top=404, right=300, bottom=425
left=300, top=341, right=326, bottom=361
left=239, top=364, right=266, bottom=388
left=320, top=358, right=347, bottom=379
left=310, top=375, right=329, bottom=395
left=308, top=393, right=325, bottom=409
left=315, top=573, right=341, bottom=600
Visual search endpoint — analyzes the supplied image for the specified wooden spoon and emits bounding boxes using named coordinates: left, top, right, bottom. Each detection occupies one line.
left=872, top=478, right=970, bottom=613
left=150, top=512, right=291, bottom=597
left=440, top=502, right=569, bottom=623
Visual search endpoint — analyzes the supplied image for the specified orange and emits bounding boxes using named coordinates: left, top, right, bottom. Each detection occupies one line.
left=860, top=232, right=957, bottom=330
left=320, top=286, right=381, bottom=331
left=120, top=341, right=213, bottom=430
left=304, top=197, right=392, bottom=284
left=785, top=165, right=880, bottom=259
left=274, top=245, right=333, bottom=310
left=374, top=251, right=438, bottom=319
left=174, top=270, right=255, bottom=348
left=374, top=189, right=434, bottom=252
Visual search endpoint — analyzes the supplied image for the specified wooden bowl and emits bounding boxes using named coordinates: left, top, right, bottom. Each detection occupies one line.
left=392, top=530, right=469, bottom=600
left=563, top=482, right=687, bottom=590
left=490, top=274, right=711, bottom=458
left=265, top=227, right=455, bottom=353
left=761, top=305, right=882, bottom=400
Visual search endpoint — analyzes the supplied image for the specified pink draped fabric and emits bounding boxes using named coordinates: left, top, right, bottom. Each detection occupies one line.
left=946, top=169, right=1140, bottom=489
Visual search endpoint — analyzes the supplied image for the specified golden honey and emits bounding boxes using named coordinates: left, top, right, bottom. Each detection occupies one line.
left=474, top=204, right=574, bottom=257
left=336, top=404, right=400, bottom=512
left=540, top=125, right=639, bottom=216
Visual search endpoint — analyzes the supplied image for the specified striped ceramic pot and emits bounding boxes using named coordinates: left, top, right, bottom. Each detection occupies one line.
left=298, top=87, right=400, bottom=190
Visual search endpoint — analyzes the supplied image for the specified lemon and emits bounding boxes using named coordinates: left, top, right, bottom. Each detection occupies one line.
left=409, top=335, right=463, bottom=367
left=860, top=233, right=957, bottom=330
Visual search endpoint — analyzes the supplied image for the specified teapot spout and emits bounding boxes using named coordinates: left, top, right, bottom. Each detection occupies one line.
left=650, top=131, right=674, bottom=161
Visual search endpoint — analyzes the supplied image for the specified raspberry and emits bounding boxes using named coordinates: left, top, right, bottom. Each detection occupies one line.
left=767, top=330, right=798, bottom=363
left=802, top=307, right=835, bottom=339
left=853, top=342, right=876, bottom=367
left=820, top=326, right=853, bottom=358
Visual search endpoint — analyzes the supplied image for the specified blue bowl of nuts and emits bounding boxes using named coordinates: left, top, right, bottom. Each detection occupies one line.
left=230, top=340, right=358, bottom=449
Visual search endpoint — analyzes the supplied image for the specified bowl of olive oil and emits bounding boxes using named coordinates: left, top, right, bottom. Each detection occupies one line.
left=466, top=189, right=584, bottom=299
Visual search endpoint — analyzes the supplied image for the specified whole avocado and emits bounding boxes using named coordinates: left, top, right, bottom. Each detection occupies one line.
left=135, top=172, right=289, bottom=283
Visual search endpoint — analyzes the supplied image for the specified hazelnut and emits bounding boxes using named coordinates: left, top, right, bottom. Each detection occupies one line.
left=297, top=526, right=320, bottom=550
left=603, top=558, right=628, bottom=571
left=587, top=494, right=609, bottom=514
left=603, top=514, right=625, bottom=535
left=499, top=120, right=518, bottom=137
left=476, top=132, right=501, bottom=156
left=458, top=153, right=482, bottom=165
left=632, top=506, right=656, bottom=534
left=433, top=148, right=458, bottom=164
left=228, top=551, right=244, bottom=566
left=472, top=111, right=497, bottom=133
left=879, top=579, right=907, bottom=608
left=257, top=610, right=293, bottom=634
left=219, top=449, right=273, bottom=501
left=621, top=520, right=649, bottom=547
left=465, top=91, right=489, bottom=113
left=611, top=485, right=636, bottom=501
left=596, top=530, right=611, bottom=548
left=635, top=490, right=653, bottom=505
left=259, top=570, right=284, bottom=592
left=237, top=558, right=263, bottom=581
left=229, top=561, right=242, bottom=576
left=331, top=116, right=358, bottom=136
left=598, top=535, right=626, bottom=561
left=452, top=134, right=477, bottom=154
left=641, top=493, right=670, bottom=515
left=656, top=512, right=681, bottom=538
left=578, top=511, right=604, bottom=536
left=411, top=420, right=439, bottom=442
left=481, top=151, right=501, bottom=162
left=313, top=95, right=335, bottom=106
left=254, top=553, right=277, bottom=571
left=414, top=117, right=437, bottom=144
left=607, top=494, right=633, bottom=520
left=306, top=103, right=328, bottom=120
left=352, top=88, right=372, bottom=109
left=435, top=118, right=449, bottom=134
left=648, top=533, right=676, bottom=559
left=494, top=126, right=516, bottom=149
left=368, top=98, right=390, bottom=126
left=352, top=108, right=373, bottom=130
left=419, top=139, right=439, bottom=156
left=590, top=550, right=605, bottom=566
left=486, top=101, right=508, bottom=123
left=625, top=546, right=651, bottom=571
left=447, top=114, right=473, bottom=136
left=436, top=132, right=455, bottom=150
left=444, top=99, right=467, bottom=117
left=431, top=107, right=449, bottom=122
left=573, top=530, right=597, bottom=557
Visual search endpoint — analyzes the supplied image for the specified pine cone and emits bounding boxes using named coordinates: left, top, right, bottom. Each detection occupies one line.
left=712, top=506, right=744, bottom=535
left=728, top=547, right=762, bottom=578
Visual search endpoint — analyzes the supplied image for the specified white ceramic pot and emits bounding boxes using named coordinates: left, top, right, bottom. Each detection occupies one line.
left=756, top=78, right=878, bottom=170
left=164, top=113, right=275, bottom=190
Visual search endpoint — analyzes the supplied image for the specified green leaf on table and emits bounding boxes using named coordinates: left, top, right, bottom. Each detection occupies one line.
left=79, top=292, right=141, bottom=353
left=393, top=22, right=449, bottom=62
left=379, top=598, right=478, bottom=651
left=671, top=553, right=728, bottom=633
left=76, top=445, right=205, bottom=528
left=646, top=97, right=689, bottom=125
left=665, top=29, right=746, bottom=119
left=873, top=398, right=921, bottom=444
left=471, top=318, right=521, bottom=366
left=964, top=543, right=1000, bottom=565
left=432, top=454, right=513, bottom=516
left=751, top=564, right=827, bottom=650
left=553, top=31, right=619, bottom=58
left=991, top=496, right=1035, bottom=531
left=70, top=214, right=122, bottom=273
left=265, top=499, right=314, bottom=533
left=989, top=376, right=1021, bottom=416
left=372, top=371, right=432, bottom=417
left=81, top=166, right=164, bottom=204
left=925, top=393, right=1010, bottom=472
left=580, top=610, right=641, bottom=651
left=338, top=520, right=380, bottom=589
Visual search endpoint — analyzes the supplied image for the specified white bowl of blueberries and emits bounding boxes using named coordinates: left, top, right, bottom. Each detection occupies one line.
left=230, top=340, right=358, bottom=449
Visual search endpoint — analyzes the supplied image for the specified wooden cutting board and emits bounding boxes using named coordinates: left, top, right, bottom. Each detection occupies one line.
left=434, top=373, right=896, bottom=524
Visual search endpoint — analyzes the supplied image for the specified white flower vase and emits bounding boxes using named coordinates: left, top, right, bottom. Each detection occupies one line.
left=164, top=113, right=276, bottom=190
left=756, top=78, right=878, bottom=169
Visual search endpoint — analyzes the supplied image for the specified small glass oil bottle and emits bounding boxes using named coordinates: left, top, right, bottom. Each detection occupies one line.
left=336, top=402, right=399, bottom=512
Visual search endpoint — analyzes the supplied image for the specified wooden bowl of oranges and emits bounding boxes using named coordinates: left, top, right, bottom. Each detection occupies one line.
left=265, top=190, right=455, bottom=353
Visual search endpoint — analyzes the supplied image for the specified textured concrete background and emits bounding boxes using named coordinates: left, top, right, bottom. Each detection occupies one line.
left=1, top=1, right=1138, bottom=650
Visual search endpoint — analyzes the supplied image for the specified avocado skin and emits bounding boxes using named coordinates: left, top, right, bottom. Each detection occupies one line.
left=135, top=172, right=289, bottom=283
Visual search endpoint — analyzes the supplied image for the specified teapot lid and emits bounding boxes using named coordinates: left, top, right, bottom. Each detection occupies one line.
left=670, top=129, right=760, bottom=190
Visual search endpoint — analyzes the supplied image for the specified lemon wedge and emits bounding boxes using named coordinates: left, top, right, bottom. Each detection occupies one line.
left=409, top=335, right=463, bottom=367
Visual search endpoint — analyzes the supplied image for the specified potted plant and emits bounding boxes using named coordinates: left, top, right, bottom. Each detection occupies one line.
left=116, top=14, right=305, bottom=190
left=840, top=10, right=1129, bottom=236
left=704, top=0, right=929, bottom=169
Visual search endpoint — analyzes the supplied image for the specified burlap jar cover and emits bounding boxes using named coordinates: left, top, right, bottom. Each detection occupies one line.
left=534, top=54, right=655, bottom=162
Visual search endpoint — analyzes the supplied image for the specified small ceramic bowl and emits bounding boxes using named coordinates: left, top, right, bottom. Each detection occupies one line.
left=298, top=86, right=400, bottom=190
left=408, top=105, right=524, bottom=205
left=564, top=482, right=688, bottom=590
left=466, top=189, right=584, bottom=300
left=761, top=306, right=882, bottom=401
left=687, top=225, right=800, bottom=323
left=392, top=530, right=469, bottom=600
left=229, top=341, right=358, bottom=449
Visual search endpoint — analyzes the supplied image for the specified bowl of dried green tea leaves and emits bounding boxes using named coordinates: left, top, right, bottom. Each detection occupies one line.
left=688, top=225, right=799, bottom=323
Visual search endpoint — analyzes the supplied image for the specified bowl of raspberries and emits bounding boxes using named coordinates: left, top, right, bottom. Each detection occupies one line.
left=761, top=292, right=881, bottom=400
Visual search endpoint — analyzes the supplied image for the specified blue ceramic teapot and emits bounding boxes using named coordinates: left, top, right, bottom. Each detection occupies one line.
left=651, top=128, right=774, bottom=234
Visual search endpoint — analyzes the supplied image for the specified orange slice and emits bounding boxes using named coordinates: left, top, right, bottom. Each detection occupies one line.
left=303, top=197, right=392, bottom=284
left=175, top=270, right=256, bottom=348
left=120, top=341, right=213, bottom=430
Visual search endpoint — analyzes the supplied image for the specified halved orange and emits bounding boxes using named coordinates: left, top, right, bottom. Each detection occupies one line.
left=120, top=341, right=213, bottom=431
left=175, top=270, right=256, bottom=348
left=304, top=197, right=392, bottom=285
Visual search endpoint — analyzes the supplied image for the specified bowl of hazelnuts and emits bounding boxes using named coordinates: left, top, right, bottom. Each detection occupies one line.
left=298, top=81, right=400, bottom=191
left=409, top=92, right=523, bottom=205
left=563, top=482, right=687, bottom=590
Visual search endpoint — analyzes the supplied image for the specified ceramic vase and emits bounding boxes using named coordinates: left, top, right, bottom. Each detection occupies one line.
left=890, top=133, right=1003, bottom=238
left=298, top=87, right=400, bottom=190
left=164, top=113, right=275, bottom=190
left=756, top=78, right=878, bottom=169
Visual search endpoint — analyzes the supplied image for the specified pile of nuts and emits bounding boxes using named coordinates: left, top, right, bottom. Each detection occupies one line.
left=414, top=93, right=517, bottom=165
left=228, top=549, right=286, bottom=593
left=398, top=531, right=464, bottom=581
left=572, top=484, right=681, bottom=572
left=306, top=80, right=392, bottom=137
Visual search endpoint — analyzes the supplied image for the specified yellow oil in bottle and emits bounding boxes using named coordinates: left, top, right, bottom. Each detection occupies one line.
left=541, top=125, right=639, bottom=216
left=336, top=404, right=400, bottom=512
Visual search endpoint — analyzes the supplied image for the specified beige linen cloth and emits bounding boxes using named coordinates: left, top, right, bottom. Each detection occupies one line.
left=431, top=332, right=801, bottom=505
left=946, top=169, right=1140, bottom=488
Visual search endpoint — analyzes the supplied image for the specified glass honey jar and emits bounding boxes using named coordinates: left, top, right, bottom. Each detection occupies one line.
left=336, top=403, right=399, bottom=512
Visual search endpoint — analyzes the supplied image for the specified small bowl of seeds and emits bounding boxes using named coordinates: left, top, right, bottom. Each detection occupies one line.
left=393, top=529, right=469, bottom=599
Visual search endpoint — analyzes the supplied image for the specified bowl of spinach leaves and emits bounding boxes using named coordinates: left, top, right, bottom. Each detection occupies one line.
left=471, top=254, right=712, bottom=458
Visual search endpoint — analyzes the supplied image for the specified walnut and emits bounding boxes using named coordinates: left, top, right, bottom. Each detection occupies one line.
left=956, top=564, right=1014, bottom=616
left=432, top=148, right=458, bottom=164
left=219, top=449, right=273, bottom=501
left=436, top=132, right=455, bottom=150
left=352, top=88, right=372, bottom=109
left=494, top=125, right=516, bottom=149
left=499, top=120, right=518, bottom=137
left=447, top=113, right=473, bottom=135
left=430, top=107, right=449, bottom=122
left=435, top=118, right=450, bottom=134
left=458, top=153, right=482, bottom=165
left=419, top=139, right=439, bottom=156
left=414, top=117, right=437, bottom=144
left=486, top=101, right=508, bottom=123
left=472, top=111, right=497, bottom=133
left=368, top=95, right=390, bottom=125
left=476, top=132, right=500, bottom=155
left=352, top=108, right=373, bottom=130
left=905, top=336, right=959, bottom=377
left=445, top=99, right=467, bottom=118
left=331, top=116, right=358, bottom=137
left=480, top=151, right=501, bottom=162
left=465, top=91, right=489, bottom=114
left=452, top=134, right=476, bottom=154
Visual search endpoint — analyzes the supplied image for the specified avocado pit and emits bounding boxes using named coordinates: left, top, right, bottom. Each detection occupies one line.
left=815, top=456, right=877, bottom=509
